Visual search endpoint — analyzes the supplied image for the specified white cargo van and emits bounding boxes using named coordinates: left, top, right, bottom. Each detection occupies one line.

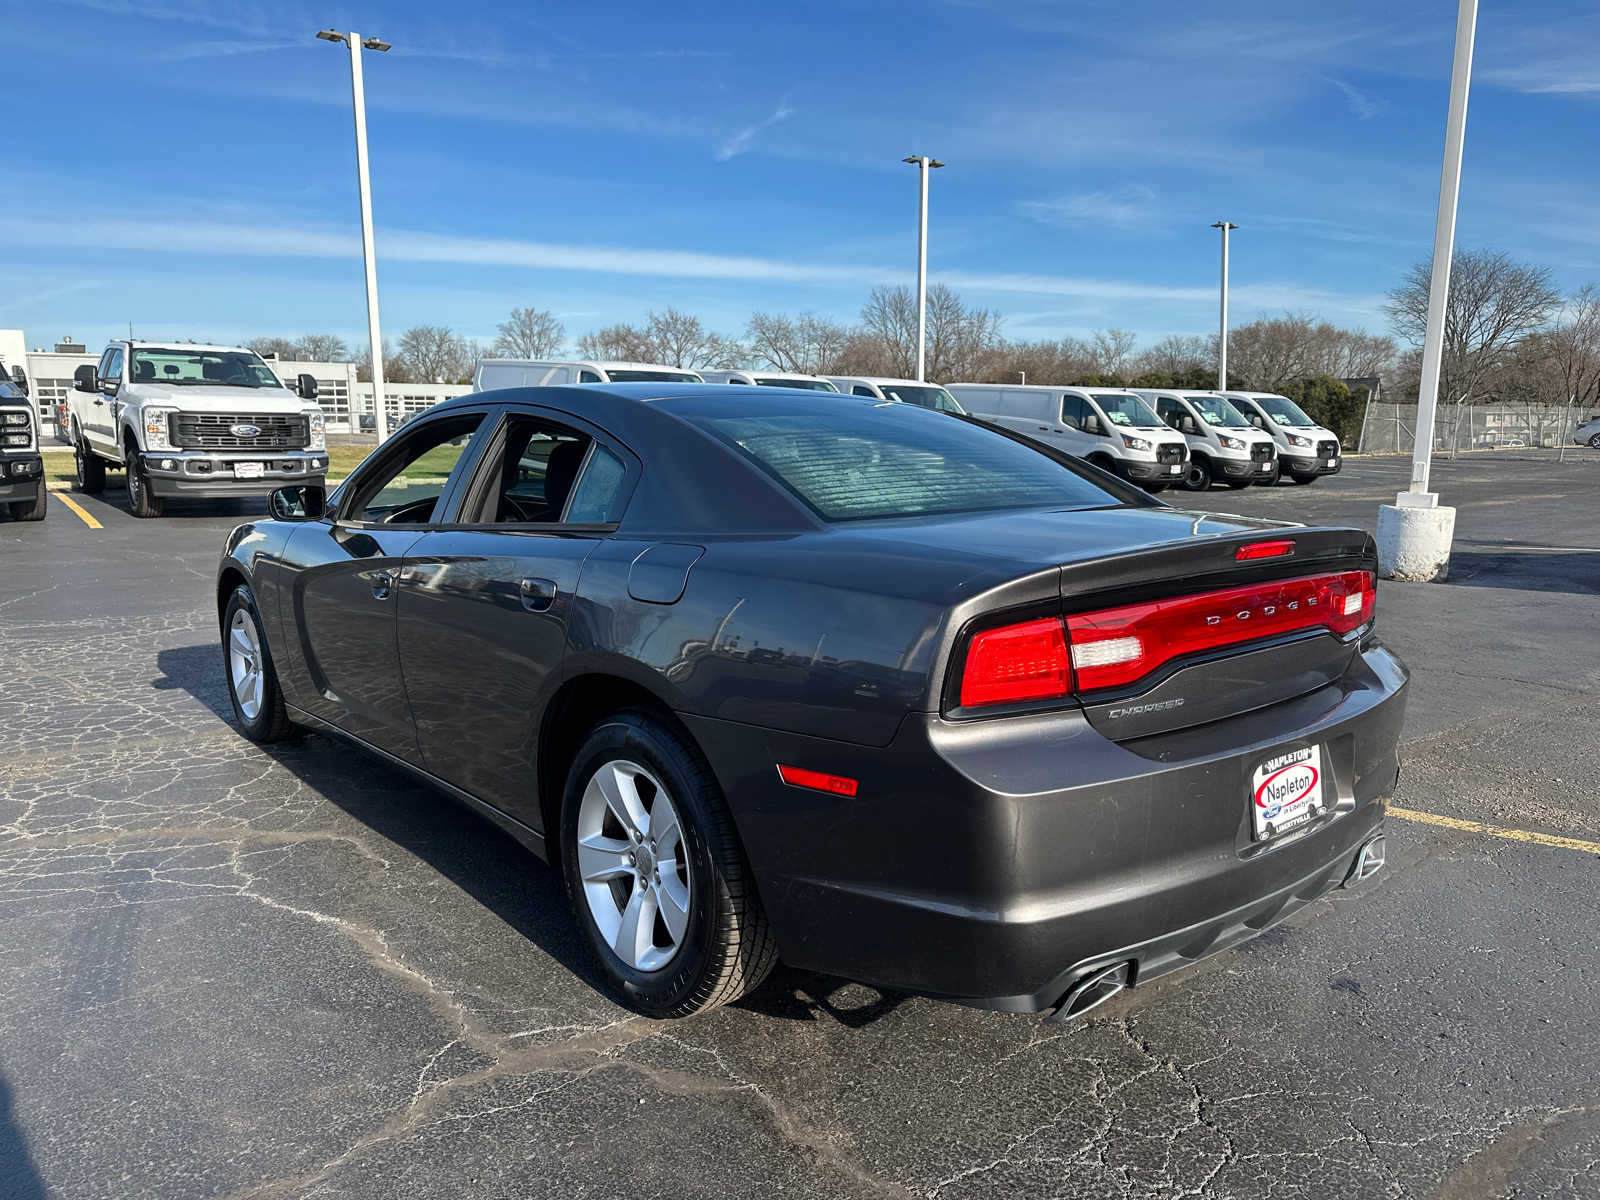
left=1222, top=391, right=1342, bottom=485
left=698, top=370, right=839, bottom=391
left=472, top=359, right=705, bottom=390
left=946, top=384, right=1188, bottom=492
left=822, top=376, right=965, bottom=413
left=1133, top=390, right=1277, bottom=491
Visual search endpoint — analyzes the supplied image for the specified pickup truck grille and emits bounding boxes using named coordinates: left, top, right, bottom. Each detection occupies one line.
left=1251, top=442, right=1275, bottom=462
left=171, top=413, right=309, bottom=450
left=1317, top=439, right=1340, bottom=458
left=1157, top=443, right=1185, bottom=464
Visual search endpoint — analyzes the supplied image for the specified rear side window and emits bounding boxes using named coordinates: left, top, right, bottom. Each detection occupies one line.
left=696, top=407, right=1122, bottom=522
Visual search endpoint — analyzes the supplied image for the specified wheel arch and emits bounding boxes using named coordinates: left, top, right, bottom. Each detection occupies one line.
left=217, top=564, right=250, bottom=624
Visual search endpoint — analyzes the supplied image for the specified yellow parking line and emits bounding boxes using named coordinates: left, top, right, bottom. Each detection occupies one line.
left=1389, top=807, right=1600, bottom=854
left=53, top=491, right=103, bottom=529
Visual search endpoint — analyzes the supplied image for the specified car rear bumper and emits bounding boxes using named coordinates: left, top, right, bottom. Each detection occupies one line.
left=141, top=450, right=328, bottom=497
left=685, top=642, right=1407, bottom=1013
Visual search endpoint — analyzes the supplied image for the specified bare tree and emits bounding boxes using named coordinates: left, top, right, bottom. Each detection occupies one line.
left=356, top=339, right=410, bottom=383
left=745, top=311, right=851, bottom=374
left=1543, top=284, right=1600, bottom=408
left=856, top=286, right=920, bottom=378
left=1130, top=334, right=1215, bottom=379
left=851, top=284, right=1003, bottom=381
left=576, top=323, right=656, bottom=363
left=1385, top=248, right=1561, bottom=403
left=396, top=325, right=468, bottom=383
left=295, top=333, right=349, bottom=362
left=246, top=336, right=298, bottom=361
left=645, top=307, right=743, bottom=369
left=493, top=307, right=566, bottom=359
left=1087, top=329, right=1139, bottom=377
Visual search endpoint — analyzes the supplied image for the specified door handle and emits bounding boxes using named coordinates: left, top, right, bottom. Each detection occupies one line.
left=93, top=399, right=104, bottom=406
left=519, top=577, right=557, bottom=612
left=1038, top=425, right=1049, bottom=431
left=371, top=571, right=395, bottom=600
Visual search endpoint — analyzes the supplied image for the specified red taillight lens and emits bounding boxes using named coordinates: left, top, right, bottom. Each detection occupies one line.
left=1066, top=570, right=1375, bottom=692
left=1236, top=540, right=1296, bottom=561
left=960, top=616, right=1073, bottom=708
left=778, top=764, right=859, bottom=797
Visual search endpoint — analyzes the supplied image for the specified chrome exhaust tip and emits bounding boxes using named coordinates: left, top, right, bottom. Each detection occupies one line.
left=1046, top=961, right=1132, bottom=1023
left=1344, top=835, right=1386, bottom=887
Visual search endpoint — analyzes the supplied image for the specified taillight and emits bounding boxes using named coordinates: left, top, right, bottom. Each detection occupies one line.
left=1066, top=571, right=1375, bottom=692
left=959, top=616, right=1073, bottom=708
left=778, top=765, right=859, bottom=797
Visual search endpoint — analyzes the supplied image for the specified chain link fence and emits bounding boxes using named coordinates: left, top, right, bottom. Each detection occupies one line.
left=1356, top=402, right=1599, bottom=455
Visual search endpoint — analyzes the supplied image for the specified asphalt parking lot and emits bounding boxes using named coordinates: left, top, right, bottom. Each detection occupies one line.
left=2, top=453, right=1597, bottom=1199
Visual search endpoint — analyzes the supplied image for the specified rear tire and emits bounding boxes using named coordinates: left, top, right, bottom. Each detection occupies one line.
left=125, top=447, right=163, bottom=518
left=561, top=708, right=777, bottom=1018
left=222, top=584, right=302, bottom=742
left=1182, top=457, right=1212, bottom=491
left=74, top=436, right=106, bottom=494
left=9, top=483, right=47, bottom=521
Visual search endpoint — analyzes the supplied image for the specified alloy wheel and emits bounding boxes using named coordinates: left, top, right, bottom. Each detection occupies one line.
left=574, top=759, right=692, bottom=973
left=228, top=608, right=264, bottom=721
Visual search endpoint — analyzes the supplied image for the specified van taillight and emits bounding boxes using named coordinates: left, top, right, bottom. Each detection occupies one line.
left=959, top=617, right=1073, bottom=708
left=958, top=571, right=1375, bottom=707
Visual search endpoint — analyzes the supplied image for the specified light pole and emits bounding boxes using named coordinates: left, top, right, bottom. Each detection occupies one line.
left=903, top=155, right=945, bottom=381
left=1375, top=0, right=1476, bottom=582
left=1211, top=221, right=1238, bottom=391
left=318, top=29, right=392, bottom=443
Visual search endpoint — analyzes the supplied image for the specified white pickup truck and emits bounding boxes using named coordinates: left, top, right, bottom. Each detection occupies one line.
left=69, top=341, right=329, bottom=517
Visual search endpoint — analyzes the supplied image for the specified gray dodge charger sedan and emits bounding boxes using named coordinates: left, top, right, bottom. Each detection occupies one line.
left=215, top=385, right=1406, bottom=1020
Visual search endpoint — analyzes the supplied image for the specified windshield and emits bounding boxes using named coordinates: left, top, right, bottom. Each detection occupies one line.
left=694, top=405, right=1121, bottom=522
left=1090, top=393, right=1164, bottom=428
left=1253, top=395, right=1318, bottom=427
left=130, top=349, right=283, bottom=389
left=876, top=383, right=965, bottom=414
left=754, top=377, right=839, bottom=392
left=1186, top=394, right=1252, bottom=428
left=604, top=369, right=702, bottom=383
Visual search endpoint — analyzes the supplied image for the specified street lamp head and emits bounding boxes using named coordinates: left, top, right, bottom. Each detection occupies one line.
left=361, top=37, right=391, bottom=51
left=929, top=160, right=946, bottom=169
left=316, top=29, right=348, bottom=44
left=902, top=156, right=921, bottom=164
left=903, top=156, right=946, bottom=168
left=1211, top=221, right=1239, bottom=230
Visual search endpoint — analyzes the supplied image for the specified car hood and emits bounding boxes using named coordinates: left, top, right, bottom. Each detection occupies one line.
left=123, top=384, right=305, bottom=410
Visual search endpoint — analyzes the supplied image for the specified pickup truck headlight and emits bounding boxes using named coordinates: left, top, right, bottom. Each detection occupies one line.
left=304, top=407, right=326, bottom=451
left=141, top=406, right=177, bottom=451
left=1218, top=434, right=1246, bottom=451
left=1120, top=434, right=1152, bottom=451
left=2, top=433, right=28, bottom=447
left=1286, top=433, right=1313, bottom=449
left=1, top=412, right=28, bottom=426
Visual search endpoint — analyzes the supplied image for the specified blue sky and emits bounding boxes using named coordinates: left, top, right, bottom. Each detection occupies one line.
left=4, top=0, right=1600, bottom=357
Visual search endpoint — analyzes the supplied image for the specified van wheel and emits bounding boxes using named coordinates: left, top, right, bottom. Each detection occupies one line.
left=1140, top=482, right=1168, bottom=494
left=74, top=437, right=106, bottom=494
left=1086, top=454, right=1118, bottom=476
left=125, top=448, right=164, bottom=518
left=1182, top=457, right=1212, bottom=491
left=1289, top=473, right=1319, bottom=486
left=561, top=708, right=778, bottom=1018
left=9, top=483, right=47, bottom=522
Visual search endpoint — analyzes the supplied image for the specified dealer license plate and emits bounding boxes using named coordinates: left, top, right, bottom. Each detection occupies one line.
left=1167, top=464, right=1181, bottom=474
left=1324, top=457, right=1336, bottom=467
left=233, top=462, right=264, bottom=480
left=1250, top=745, right=1328, bottom=841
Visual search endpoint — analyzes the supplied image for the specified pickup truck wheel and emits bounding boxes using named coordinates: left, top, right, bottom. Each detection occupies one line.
left=74, top=438, right=106, bottom=494
left=222, top=585, right=301, bottom=742
left=561, top=708, right=777, bottom=1018
left=9, top=483, right=47, bottom=522
left=125, top=450, right=164, bottom=518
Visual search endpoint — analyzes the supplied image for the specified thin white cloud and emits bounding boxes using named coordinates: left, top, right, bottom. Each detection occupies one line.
left=716, top=103, right=796, bottom=161
left=1021, top=186, right=1158, bottom=229
left=1331, top=80, right=1386, bottom=119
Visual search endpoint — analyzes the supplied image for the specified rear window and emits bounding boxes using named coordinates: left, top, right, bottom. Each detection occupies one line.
left=694, top=406, right=1123, bottom=522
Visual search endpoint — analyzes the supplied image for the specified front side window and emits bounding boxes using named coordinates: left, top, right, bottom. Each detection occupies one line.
left=877, top=383, right=964, bottom=414
left=1187, top=394, right=1252, bottom=428
left=1058, top=395, right=1087, bottom=430
left=603, top=369, right=701, bottom=384
left=130, top=348, right=282, bottom=388
left=754, top=377, right=838, bottom=392
left=103, top=349, right=124, bottom=383
left=693, top=405, right=1124, bottom=522
left=852, top=385, right=877, bottom=397
left=347, top=412, right=486, bottom=524
left=1091, top=393, right=1164, bottom=428
left=579, top=371, right=602, bottom=383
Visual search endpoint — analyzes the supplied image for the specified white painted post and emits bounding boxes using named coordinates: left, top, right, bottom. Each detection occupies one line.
left=1212, top=222, right=1238, bottom=391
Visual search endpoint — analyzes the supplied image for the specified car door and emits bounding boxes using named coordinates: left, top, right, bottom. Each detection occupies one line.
left=276, top=408, right=494, bottom=762
left=84, top=348, right=120, bottom=450
left=395, top=408, right=637, bottom=825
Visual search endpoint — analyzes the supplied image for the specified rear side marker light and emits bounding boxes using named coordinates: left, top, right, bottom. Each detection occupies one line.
left=1236, top=540, right=1296, bottom=560
left=959, top=616, right=1073, bottom=708
left=778, top=764, right=859, bottom=797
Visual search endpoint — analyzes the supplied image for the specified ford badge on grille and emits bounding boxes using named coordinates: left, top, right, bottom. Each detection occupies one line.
left=230, top=424, right=262, bottom=438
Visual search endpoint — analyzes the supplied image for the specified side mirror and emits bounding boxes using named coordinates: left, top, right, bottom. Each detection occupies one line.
left=1083, top=414, right=1102, bottom=435
left=1181, top=415, right=1198, bottom=435
left=1251, top=415, right=1264, bottom=428
left=9, top=366, right=28, bottom=395
left=74, top=364, right=99, bottom=393
left=297, top=373, right=319, bottom=400
left=269, top=484, right=326, bottom=521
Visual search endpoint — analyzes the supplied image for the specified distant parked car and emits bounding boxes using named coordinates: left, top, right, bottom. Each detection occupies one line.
left=473, top=359, right=705, bottom=390
left=1574, top=415, right=1600, bottom=449
left=698, top=370, right=838, bottom=391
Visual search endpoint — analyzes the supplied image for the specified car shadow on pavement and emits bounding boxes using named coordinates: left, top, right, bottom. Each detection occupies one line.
left=1446, top=550, right=1600, bottom=594
left=153, top=642, right=905, bottom=1024
left=0, top=1072, right=49, bottom=1200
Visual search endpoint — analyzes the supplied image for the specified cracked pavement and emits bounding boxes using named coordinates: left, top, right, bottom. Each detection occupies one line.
left=1, top=456, right=1597, bottom=1199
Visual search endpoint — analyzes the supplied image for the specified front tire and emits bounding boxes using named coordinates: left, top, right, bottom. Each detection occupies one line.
left=561, top=708, right=777, bottom=1018
left=1289, top=473, right=1319, bottom=486
left=9, top=483, right=47, bottom=522
left=222, top=584, right=301, bottom=742
left=125, top=449, right=163, bottom=518
left=74, top=436, right=106, bottom=494
left=1182, top=457, right=1213, bottom=491
left=1589, top=433, right=1600, bottom=449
